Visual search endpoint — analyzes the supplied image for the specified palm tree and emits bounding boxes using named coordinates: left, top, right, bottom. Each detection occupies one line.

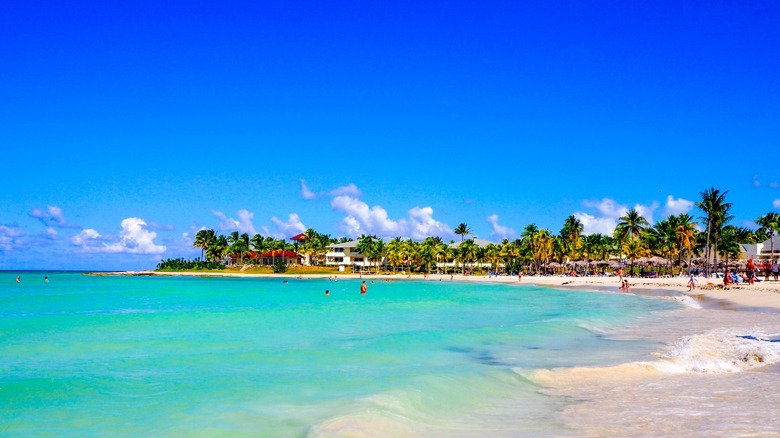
left=458, top=239, right=479, bottom=274
left=697, top=188, right=732, bottom=275
left=624, top=239, right=649, bottom=275
left=756, top=212, right=780, bottom=261
left=532, top=229, right=553, bottom=274
left=674, top=214, right=697, bottom=273
left=617, top=208, right=649, bottom=241
left=454, top=223, right=472, bottom=242
left=193, top=229, right=216, bottom=260
left=560, top=215, right=583, bottom=262
left=356, top=234, right=378, bottom=273
left=251, top=233, right=266, bottom=254
left=206, top=234, right=229, bottom=262
left=385, top=237, right=405, bottom=274
left=417, top=240, right=436, bottom=274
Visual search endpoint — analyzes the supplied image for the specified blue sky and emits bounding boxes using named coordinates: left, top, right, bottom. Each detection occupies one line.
left=1, top=1, right=778, bottom=270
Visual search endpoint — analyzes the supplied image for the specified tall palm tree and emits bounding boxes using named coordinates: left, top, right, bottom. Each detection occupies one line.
left=385, top=237, right=405, bottom=274
left=617, top=208, right=649, bottom=241
left=756, top=212, right=780, bottom=260
left=560, top=215, right=583, bottom=262
left=458, top=239, right=479, bottom=274
left=532, top=229, right=553, bottom=274
left=403, top=239, right=419, bottom=274
left=355, top=234, right=377, bottom=273
left=674, top=214, right=697, bottom=272
left=417, top=240, right=436, bottom=274
left=251, top=233, right=266, bottom=254
left=696, top=188, right=732, bottom=275
left=206, top=234, right=229, bottom=262
left=454, top=223, right=472, bottom=242
left=194, top=229, right=216, bottom=260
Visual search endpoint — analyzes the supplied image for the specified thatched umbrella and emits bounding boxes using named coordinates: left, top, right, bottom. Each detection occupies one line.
left=649, top=256, right=668, bottom=265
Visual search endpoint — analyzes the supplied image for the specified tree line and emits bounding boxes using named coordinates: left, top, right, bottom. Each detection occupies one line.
left=158, top=188, right=779, bottom=275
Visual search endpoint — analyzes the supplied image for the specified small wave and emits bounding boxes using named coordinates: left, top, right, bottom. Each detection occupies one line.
left=659, top=295, right=702, bottom=309
left=522, top=328, right=780, bottom=387
left=651, top=328, right=780, bottom=373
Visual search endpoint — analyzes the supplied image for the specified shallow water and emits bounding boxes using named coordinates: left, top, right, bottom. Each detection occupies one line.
left=1, top=272, right=775, bottom=436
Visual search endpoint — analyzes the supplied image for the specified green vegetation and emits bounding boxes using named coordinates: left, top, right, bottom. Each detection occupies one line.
left=156, top=187, right=775, bottom=276
left=156, top=258, right=225, bottom=271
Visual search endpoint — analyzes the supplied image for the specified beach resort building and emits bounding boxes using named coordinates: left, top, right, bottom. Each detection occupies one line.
left=325, top=240, right=371, bottom=271
left=742, top=236, right=780, bottom=263
left=440, top=237, right=495, bottom=271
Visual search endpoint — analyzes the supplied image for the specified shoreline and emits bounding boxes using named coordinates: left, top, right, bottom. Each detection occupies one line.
left=105, top=270, right=780, bottom=313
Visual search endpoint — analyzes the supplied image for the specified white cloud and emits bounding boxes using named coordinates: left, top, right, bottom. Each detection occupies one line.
left=574, top=213, right=619, bottom=236
left=774, top=199, right=780, bottom=209
left=45, top=227, right=58, bottom=239
left=331, top=195, right=404, bottom=238
left=102, top=218, right=167, bottom=254
left=300, top=179, right=318, bottom=200
left=71, top=228, right=102, bottom=249
left=329, top=184, right=363, bottom=197
left=71, top=219, right=166, bottom=255
left=409, top=207, right=452, bottom=240
left=575, top=198, right=657, bottom=235
left=486, top=214, right=515, bottom=240
left=664, top=195, right=694, bottom=216
left=212, top=209, right=257, bottom=235
left=634, top=201, right=659, bottom=225
left=582, top=198, right=628, bottom=219
left=271, top=213, right=307, bottom=238
left=753, top=175, right=761, bottom=187
left=771, top=182, right=779, bottom=189
left=330, top=195, right=453, bottom=240
left=29, top=205, right=71, bottom=228
left=0, top=225, right=26, bottom=252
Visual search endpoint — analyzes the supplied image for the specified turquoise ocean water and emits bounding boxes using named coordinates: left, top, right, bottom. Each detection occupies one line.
left=1, top=272, right=676, bottom=436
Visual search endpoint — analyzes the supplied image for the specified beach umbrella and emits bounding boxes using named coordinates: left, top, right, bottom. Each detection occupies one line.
left=649, top=256, right=668, bottom=265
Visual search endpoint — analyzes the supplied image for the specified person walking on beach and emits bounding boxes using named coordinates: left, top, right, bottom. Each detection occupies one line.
left=360, top=281, right=368, bottom=294
left=746, top=258, right=756, bottom=285
left=687, top=274, right=697, bottom=291
left=773, top=260, right=779, bottom=281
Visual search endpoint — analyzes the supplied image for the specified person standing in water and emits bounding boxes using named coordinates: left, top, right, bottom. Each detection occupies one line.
left=360, top=281, right=368, bottom=294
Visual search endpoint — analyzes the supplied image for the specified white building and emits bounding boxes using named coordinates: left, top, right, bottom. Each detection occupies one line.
left=742, top=235, right=780, bottom=262
left=325, top=240, right=370, bottom=270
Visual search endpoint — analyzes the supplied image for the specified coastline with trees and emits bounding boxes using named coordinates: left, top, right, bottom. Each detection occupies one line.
left=156, top=187, right=779, bottom=278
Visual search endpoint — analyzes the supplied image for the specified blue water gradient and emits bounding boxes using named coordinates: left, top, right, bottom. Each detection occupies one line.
left=0, top=273, right=676, bottom=435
